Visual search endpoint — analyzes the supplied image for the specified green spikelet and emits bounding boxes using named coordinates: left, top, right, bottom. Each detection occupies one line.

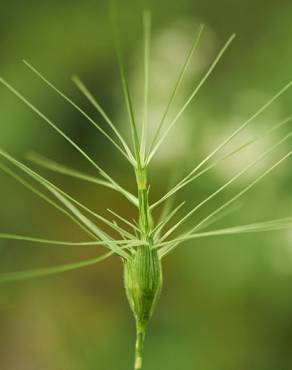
left=124, top=246, right=162, bottom=330
left=124, top=246, right=162, bottom=369
left=123, top=164, right=163, bottom=369
left=1, top=7, right=292, bottom=370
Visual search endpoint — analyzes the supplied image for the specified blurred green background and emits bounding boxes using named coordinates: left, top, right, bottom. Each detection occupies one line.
left=1, top=0, right=292, bottom=369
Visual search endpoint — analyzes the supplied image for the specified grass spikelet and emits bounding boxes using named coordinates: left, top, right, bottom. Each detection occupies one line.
left=0, top=9, right=292, bottom=370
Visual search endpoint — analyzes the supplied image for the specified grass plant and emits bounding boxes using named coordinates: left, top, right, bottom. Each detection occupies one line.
left=0, top=10, right=292, bottom=370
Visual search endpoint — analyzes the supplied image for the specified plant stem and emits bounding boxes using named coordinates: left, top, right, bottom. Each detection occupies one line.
left=135, top=325, right=146, bottom=370
left=135, top=165, right=152, bottom=240
left=134, top=165, right=151, bottom=370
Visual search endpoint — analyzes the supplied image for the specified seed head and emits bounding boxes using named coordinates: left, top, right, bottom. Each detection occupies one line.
left=124, top=245, right=163, bottom=331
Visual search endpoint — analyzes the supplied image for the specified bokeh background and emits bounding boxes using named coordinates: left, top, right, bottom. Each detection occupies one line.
left=1, top=0, right=292, bottom=369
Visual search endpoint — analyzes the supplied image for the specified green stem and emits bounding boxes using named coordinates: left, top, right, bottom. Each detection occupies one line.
left=134, top=325, right=146, bottom=370
left=132, top=164, right=154, bottom=370
left=135, top=166, right=152, bottom=239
